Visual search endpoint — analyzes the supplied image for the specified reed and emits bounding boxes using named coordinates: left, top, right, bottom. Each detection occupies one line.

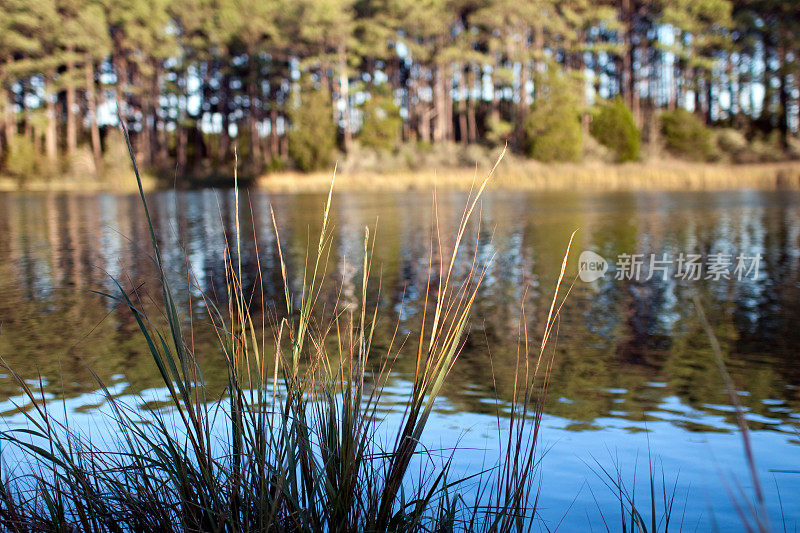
left=256, top=160, right=800, bottom=194
left=0, top=131, right=575, bottom=532
left=588, top=448, right=683, bottom=533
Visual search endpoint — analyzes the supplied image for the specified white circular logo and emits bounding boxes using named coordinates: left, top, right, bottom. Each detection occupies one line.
left=578, top=250, right=608, bottom=282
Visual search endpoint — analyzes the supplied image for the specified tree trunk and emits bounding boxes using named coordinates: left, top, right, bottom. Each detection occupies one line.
left=445, top=67, right=454, bottom=141
left=159, top=117, right=169, bottom=162
left=23, top=106, right=31, bottom=140
left=671, top=60, right=681, bottom=111
left=646, top=45, right=655, bottom=116
left=419, top=105, right=431, bottom=143
left=247, top=54, right=261, bottom=165
left=694, top=76, right=702, bottom=118
left=280, top=127, right=288, bottom=158
left=463, top=66, right=477, bottom=143
left=219, top=74, right=231, bottom=163
left=1, top=89, right=14, bottom=159
left=519, top=51, right=532, bottom=135
left=778, top=43, right=789, bottom=149
left=269, top=107, right=279, bottom=158
left=33, top=124, right=42, bottom=160
left=3, top=104, right=12, bottom=149
left=491, top=87, right=500, bottom=125
left=338, top=44, right=352, bottom=153
left=631, top=45, right=640, bottom=126
left=112, top=36, right=130, bottom=123
left=648, top=103, right=658, bottom=153
left=761, top=44, right=775, bottom=124
left=433, top=64, right=446, bottom=143
left=248, top=110, right=260, bottom=165
left=45, top=76, right=58, bottom=168
left=520, top=55, right=532, bottom=109
left=135, top=68, right=153, bottom=168
left=415, top=75, right=431, bottom=142
left=459, top=106, right=468, bottom=145
left=177, top=119, right=188, bottom=170
left=85, top=61, right=102, bottom=174
left=514, top=57, right=531, bottom=147
left=620, top=0, right=633, bottom=110
left=728, top=56, right=739, bottom=127
left=66, top=57, right=78, bottom=158
left=532, top=24, right=545, bottom=100
left=247, top=94, right=260, bottom=166
left=149, top=65, right=161, bottom=167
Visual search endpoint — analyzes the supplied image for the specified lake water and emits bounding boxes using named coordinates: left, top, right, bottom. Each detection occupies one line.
left=1, top=188, right=799, bottom=530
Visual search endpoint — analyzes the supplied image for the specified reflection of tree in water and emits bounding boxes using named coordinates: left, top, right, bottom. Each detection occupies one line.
left=0, top=190, right=799, bottom=436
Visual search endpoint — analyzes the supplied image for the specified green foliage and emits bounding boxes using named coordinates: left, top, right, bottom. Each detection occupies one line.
left=64, top=146, right=97, bottom=179
left=103, top=129, right=134, bottom=175
left=358, top=88, right=402, bottom=151
left=714, top=127, right=749, bottom=163
left=0, top=0, right=796, bottom=181
left=265, top=155, right=286, bottom=173
left=486, top=116, right=513, bottom=147
left=524, top=70, right=583, bottom=162
left=715, top=128, right=747, bottom=155
left=4, top=135, right=37, bottom=179
left=288, top=87, right=337, bottom=172
left=749, top=131, right=786, bottom=163
left=590, top=97, right=641, bottom=162
left=582, top=133, right=615, bottom=163
left=714, top=128, right=789, bottom=164
left=660, top=108, right=714, bottom=161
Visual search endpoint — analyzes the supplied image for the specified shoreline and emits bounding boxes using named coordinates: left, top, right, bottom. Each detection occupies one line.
left=0, top=173, right=159, bottom=194
left=256, top=160, right=800, bottom=193
left=3, top=160, right=800, bottom=194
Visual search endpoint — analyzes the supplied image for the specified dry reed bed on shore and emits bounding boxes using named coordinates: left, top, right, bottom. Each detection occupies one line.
left=257, top=161, right=800, bottom=194
left=3, top=160, right=799, bottom=194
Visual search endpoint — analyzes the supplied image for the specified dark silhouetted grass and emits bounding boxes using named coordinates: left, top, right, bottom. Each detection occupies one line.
left=0, top=131, right=575, bottom=532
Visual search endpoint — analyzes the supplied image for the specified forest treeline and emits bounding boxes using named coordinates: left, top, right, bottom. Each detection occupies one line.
left=0, top=0, right=798, bottom=182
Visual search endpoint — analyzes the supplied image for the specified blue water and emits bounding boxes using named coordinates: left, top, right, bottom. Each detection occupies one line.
left=1, top=188, right=799, bottom=530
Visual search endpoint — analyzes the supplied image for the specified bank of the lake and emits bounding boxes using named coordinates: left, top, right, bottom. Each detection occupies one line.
left=0, top=172, right=159, bottom=194
left=3, top=159, right=800, bottom=194
left=257, top=159, right=800, bottom=193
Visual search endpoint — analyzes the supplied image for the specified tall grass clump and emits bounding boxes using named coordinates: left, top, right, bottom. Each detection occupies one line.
left=0, top=128, right=575, bottom=531
left=589, top=450, right=682, bottom=533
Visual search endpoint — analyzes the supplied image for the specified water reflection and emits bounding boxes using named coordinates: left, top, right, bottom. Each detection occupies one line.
left=1, top=188, right=799, bottom=527
left=1, top=190, right=800, bottom=428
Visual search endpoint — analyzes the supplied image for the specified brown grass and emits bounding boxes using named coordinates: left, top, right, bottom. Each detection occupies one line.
left=257, top=160, right=800, bottom=193
left=0, top=171, right=158, bottom=193
left=4, top=158, right=799, bottom=194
